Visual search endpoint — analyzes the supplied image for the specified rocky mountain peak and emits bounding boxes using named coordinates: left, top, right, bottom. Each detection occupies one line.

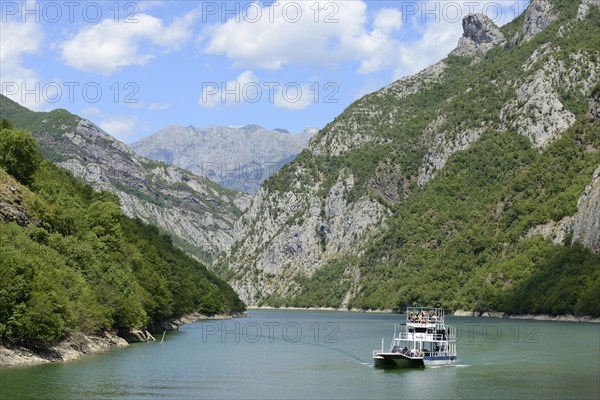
left=463, top=14, right=505, bottom=45
left=130, top=124, right=317, bottom=193
left=451, top=14, right=505, bottom=57
left=239, top=124, right=264, bottom=133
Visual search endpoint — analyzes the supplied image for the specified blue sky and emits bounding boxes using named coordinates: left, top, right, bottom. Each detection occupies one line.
left=1, top=0, right=529, bottom=143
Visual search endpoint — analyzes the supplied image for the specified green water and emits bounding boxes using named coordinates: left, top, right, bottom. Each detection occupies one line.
left=1, top=310, right=598, bottom=399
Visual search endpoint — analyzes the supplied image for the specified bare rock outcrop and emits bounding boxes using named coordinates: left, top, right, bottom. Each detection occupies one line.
left=0, top=171, right=40, bottom=227
left=522, top=0, right=557, bottom=42
left=527, top=166, right=600, bottom=253
left=589, top=86, right=600, bottom=121
left=451, top=14, right=505, bottom=57
left=501, top=51, right=599, bottom=148
left=577, top=0, right=600, bottom=20
left=0, top=332, right=128, bottom=367
left=227, top=169, right=389, bottom=305
left=571, top=166, right=600, bottom=252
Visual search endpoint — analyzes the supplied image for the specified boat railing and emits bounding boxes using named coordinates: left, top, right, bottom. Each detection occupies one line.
left=406, top=316, right=443, bottom=324
left=405, top=307, right=445, bottom=324
left=396, top=332, right=451, bottom=341
left=375, top=348, right=455, bottom=358
left=423, top=349, right=456, bottom=357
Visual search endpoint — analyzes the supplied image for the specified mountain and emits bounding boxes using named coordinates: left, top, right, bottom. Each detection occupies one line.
left=0, top=124, right=245, bottom=344
left=220, top=0, right=600, bottom=315
left=130, top=124, right=318, bottom=193
left=0, top=95, right=251, bottom=263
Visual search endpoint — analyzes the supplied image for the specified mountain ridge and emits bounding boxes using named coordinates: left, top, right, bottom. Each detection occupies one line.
left=0, top=95, right=251, bottom=263
left=130, top=124, right=318, bottom=194
left=220, top=0, right=600, bottom=314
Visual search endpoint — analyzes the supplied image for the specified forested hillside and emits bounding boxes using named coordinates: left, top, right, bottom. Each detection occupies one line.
left=0, top=120, right=244, bottom=342
left=222, top=0, right=600, bottom=316
left=0, top=95, right=251, bottom=264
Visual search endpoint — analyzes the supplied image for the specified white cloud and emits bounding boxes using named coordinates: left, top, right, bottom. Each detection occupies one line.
left=374, top=8, right=403, bottom=33
left=198, top=70, right=314, bottom=111
left=393, top=18, right=463, bottom=79
left=274, top=83, right=314, bottom=110
left=203, top=1, right=402, bottom=74
left=203, top=0, right=528, bottom=81
left=60, top=10, right=199, bottom=75
left=199, top=70, right=259, bottom=108
left=99, top=116, right=138, bottom=142
left=0, top=16, right=45, bottom=110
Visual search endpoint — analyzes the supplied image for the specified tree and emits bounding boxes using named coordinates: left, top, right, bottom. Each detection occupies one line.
left=0, top=128, right=41, bottom=185
left=0, top=117, right=14, bottom=130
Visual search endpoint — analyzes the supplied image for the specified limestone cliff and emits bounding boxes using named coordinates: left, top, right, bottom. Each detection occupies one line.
left=522, top=0, right=558, bottom=42
left=223, top=0, right=600, bottom=307
left=451, top=14, right=506, bottom=57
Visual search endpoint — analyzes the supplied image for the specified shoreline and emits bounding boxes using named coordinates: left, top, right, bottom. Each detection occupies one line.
left=0, top=312, right=244, bottom=368
left=452, top=310, right=600, bottom=323
left=247, top=306, right=600, bottom=323
left=248, top=306, right=396, bottom=313
left=3, top=308, right=596, bottom=367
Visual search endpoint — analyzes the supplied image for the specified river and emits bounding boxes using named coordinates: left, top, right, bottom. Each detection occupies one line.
left=1, top=310, right=598, bottom=399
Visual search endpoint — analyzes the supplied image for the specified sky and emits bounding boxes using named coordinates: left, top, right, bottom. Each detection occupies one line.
left=1, top=0, right=529, bottom=143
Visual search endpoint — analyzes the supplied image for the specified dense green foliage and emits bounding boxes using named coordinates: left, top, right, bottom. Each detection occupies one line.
left=257, top=2, right=600, bottom=315
left=0, top=94, right=245, bottom=265
left=285, top=120, right=600, bottom=315
left=0, top=126, right=244, bottom=342
left=0, top=121, right=41, bottom=185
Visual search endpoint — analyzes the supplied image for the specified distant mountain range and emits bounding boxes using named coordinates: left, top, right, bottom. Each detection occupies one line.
left=130, top=125, right=318, bottom=193
left=0, top=94, right=251, bottom=263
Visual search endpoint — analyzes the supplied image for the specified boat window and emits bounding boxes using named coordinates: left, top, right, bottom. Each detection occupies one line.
left=415, top=327, right=426, bottom=333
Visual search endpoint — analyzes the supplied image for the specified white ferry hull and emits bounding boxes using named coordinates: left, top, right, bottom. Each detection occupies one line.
left=423, top=355, right=457, bottom=367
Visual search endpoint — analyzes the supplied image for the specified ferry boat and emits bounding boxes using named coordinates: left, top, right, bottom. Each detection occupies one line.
left=373, top=307, right=457, bottom=368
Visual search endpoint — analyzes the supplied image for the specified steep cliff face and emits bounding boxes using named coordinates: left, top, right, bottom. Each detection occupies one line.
left=130, top=125, right=317, bottom=194
left=0, top=96, right=251, bottom=262
left=526, top=96, right=600, bottom=253
left=451, top=14, right=506, bottom=57
left=223, top=0, right=600, bottom=307
left=522, top=0, right=558, bottom=42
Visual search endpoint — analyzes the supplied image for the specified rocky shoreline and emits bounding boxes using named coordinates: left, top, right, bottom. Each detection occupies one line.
left=249, top=306, right=600, bottom=323
left=247, top=306, right=396, bottom=313
left=453, top=310, right=600, bottom=323
left=0, top=312, right=246, bottom=368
